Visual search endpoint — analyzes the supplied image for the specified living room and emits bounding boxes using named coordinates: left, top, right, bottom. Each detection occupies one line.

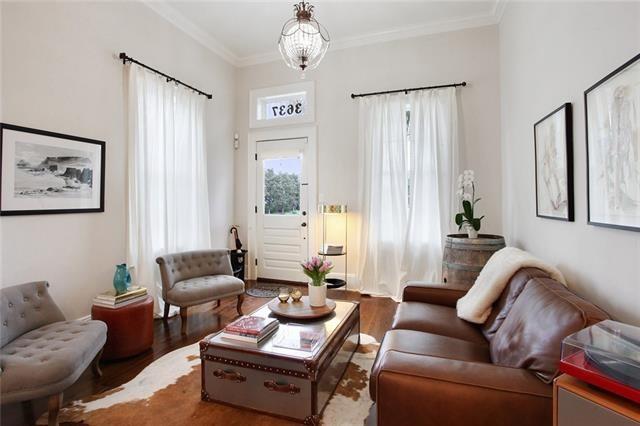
left=0, top=1, right=638, bottom=425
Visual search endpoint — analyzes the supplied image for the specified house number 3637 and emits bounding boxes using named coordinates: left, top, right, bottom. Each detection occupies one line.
left=272, top=102, right=303, bottom=117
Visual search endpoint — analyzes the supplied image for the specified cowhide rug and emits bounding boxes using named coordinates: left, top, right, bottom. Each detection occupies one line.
left=39, top=334, right=379, bottom=425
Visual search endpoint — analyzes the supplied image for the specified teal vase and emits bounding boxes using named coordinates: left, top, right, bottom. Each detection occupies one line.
left=113, top=263, right=132, bottom=295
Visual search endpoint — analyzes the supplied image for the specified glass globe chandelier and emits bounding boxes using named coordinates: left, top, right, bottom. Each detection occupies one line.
left=278, top=2, right=330, bottom=75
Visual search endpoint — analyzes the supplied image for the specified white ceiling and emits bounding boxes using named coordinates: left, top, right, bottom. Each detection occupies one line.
left=145, top=1, right=506, bottom=67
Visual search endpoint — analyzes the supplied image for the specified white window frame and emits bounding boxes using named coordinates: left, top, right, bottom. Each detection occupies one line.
left=249, top=81, right=315, bottom=129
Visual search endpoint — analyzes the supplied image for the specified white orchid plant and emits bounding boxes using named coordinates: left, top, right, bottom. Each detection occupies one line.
left=455, top=170, right=484, bottom=234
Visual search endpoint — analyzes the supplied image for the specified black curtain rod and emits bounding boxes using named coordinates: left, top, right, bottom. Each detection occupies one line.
left=351, top=82, right=466, bottom=99
left=118, top=52, right=213, bottom=100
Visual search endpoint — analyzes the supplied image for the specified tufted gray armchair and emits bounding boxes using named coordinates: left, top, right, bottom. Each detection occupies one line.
left=0, top=281, right=107, bottom=426
left=156, top=249, right=245, bottom=334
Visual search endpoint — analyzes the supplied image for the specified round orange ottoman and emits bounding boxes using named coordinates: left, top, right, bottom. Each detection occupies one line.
left=91, top=295, right=154, bottom=360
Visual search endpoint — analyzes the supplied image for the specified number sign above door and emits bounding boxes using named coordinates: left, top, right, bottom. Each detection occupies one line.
left=250, top=81, right=315, bottom=129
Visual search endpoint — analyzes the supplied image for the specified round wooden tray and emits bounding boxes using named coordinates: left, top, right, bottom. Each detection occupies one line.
left=267, top=296, right=336, bottom=319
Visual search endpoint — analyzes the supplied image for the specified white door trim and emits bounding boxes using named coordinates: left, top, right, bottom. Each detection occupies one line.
left=247, top=125, right=318, bottom=281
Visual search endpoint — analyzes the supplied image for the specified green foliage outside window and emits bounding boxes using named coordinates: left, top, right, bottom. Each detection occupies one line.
left=264, top=168, right=300, bottom=214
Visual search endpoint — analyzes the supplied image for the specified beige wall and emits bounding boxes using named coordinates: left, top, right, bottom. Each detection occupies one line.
left=235, top=25, right=502, bottom=276
left=500, top=2, right=640, bottom=325
left=0, top=2, right=236, bottom=319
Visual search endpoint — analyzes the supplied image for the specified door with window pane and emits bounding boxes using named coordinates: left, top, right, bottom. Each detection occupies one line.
left=256, top=138, right=309, bottom=282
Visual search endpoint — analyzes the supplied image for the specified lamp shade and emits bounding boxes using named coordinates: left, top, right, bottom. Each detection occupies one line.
left=319, top=204, right=347, bottom=214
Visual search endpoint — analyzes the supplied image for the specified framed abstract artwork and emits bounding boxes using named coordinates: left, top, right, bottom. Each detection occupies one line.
left=534, top=103, right=574, bottom=221
left=0, top=123, right=105, bottom=215
left=585, top=53, right=640, bottom=231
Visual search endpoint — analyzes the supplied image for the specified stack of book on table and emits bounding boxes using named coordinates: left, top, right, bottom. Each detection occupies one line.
left=221, top=316, right=279, bottom=345
left=93, top=286, right=148, bottom=309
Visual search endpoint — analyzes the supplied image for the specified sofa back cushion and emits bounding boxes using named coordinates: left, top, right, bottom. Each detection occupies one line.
left=0, top=281, right=65, bottom=348
left=490, top=277, right=609, bottom=383
left=481, top=267, right=550, bottom=341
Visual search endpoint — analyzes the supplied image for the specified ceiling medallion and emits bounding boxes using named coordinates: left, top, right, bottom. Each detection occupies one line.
left=278, top=1, right=330, bottom=77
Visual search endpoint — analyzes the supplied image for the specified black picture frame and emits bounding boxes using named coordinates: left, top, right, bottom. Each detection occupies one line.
left=0, top=123, right=106, bottom=216
left=534, top=103, right=574, bottom=221
left=584, top=52, right=640, bottom=232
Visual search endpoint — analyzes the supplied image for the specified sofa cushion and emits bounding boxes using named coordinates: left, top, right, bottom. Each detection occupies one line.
left=1, top=281, right=65, bottom=347
left=392, top=302, right=487, bottom=345
left=0, top=319, right=107, bottom=403
left=166, top=275, right=244, bottom=306
left=370, top=329, right=491, bottom=400
left=490, top=277, right=609, bottom=383
left=482, top=267, right=550, bottom=341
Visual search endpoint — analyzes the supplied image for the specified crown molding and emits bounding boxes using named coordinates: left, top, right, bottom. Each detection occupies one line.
left=143, top=1, right=240, bottom=66
left=144, top=1, right=507, bottom=69
left=238, top=10, right=500, bottom=68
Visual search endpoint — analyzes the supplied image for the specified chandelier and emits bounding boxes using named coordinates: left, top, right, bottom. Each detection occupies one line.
left=278, top=2, right=330, bottom=74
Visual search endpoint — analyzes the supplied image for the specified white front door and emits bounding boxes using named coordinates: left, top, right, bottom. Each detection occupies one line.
left=256, top=138, right=309, bottom=282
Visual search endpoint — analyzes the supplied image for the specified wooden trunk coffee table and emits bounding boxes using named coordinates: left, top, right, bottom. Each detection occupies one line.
left=200, top=298, right=360, bottom=425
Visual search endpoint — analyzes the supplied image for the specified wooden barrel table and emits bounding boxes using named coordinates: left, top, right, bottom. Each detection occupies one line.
left=443, top=234, right=505, bottom=288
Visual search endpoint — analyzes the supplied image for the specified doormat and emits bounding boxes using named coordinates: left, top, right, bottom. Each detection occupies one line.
left=245, top=284, right=282, bottom=298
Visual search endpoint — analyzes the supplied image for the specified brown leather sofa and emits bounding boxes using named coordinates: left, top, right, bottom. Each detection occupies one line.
left=370, top=267, right=609, bottom=426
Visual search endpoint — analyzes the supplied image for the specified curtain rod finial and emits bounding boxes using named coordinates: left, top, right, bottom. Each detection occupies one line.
left=461, top=81, right=467, bottom=86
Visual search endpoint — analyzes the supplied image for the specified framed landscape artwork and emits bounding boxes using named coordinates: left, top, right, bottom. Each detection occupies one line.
left=534, top=103, right=574, bottom=221
left=0, top=123, right=105, bottom=215
left=585, top=53, right=640, bottom=231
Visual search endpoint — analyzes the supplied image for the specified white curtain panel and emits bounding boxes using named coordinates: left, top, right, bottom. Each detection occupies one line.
left=356, top=94, right=409, bottom=299
left=126, top=64, right=211, bottom=313
left=403, top=87, right=459, bottom=284
left=356, top=87, right=459, bottom=300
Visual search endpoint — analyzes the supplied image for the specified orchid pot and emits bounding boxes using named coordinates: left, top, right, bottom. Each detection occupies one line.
left=455, top=170, right=485, bottom=239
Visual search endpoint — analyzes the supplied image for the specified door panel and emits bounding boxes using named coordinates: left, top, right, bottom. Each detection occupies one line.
left=256, top=138, right=309, bottom=282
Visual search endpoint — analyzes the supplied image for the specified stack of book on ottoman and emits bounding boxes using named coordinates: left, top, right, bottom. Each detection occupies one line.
left=221, top=316, right=279, bottom=345
left=93, top=286, right=148, bottom=309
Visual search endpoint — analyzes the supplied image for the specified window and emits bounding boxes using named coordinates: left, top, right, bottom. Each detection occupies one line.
left=406, top=107, right=413, bottom=207
left=263, top=157, right=301, bottom=215
left=250, top=81, right=315, bottom=128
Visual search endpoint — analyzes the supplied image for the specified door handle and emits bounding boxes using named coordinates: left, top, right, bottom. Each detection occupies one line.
left=301, top=222, right=307, bottom=227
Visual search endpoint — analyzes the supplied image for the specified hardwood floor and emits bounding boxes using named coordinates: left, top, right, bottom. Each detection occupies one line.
left=59, top=282, right=397, bottom=418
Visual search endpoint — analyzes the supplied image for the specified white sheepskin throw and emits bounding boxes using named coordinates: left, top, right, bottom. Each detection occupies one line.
left=456, top=247, right=567, bottom=324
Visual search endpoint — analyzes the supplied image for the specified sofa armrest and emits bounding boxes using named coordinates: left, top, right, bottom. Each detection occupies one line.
left=402, top=281, right=469, bottom=307
left=375, top=351, right=552, bottom=426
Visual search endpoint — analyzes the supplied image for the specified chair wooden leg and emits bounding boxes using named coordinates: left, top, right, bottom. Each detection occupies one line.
left=163, top=302, right=170, bottom=321
left=92, top=347, right=104, bottom=378
left=180, top=307, right=188, bottom=335
left=215, top=299, right=220, bottom=308
left=236, top=294, right=244, bottom=316
left=21, top=400, right=34, bottom=426
left=48, top=393, right=62, bottom=426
